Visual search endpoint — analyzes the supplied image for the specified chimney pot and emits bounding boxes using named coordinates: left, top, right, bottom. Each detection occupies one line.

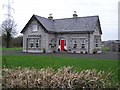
left=73, top=11, right=78, bottom=18
left=48, top=13, right=53, bottom=20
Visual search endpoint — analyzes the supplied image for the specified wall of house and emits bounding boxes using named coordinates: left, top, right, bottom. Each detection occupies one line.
left=109, top=42, right=120, bottom=52
left=46, top=33, right=96, bottom=53
left=22, top=20, right=48, bottom=52
left=92, top=24, right=102, bottom=53
left=55, top=33, right=89, bottom=53
left=46, top=33, right=56, bottom=52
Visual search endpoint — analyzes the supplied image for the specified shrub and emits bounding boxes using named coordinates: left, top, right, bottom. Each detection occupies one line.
left=93, top=49, right=97, bottom=54
left=2, top=66, right=119, bottom=89
left=43, top=48, right=46, bottom=53
left=80, top=51, right=83, bottom=54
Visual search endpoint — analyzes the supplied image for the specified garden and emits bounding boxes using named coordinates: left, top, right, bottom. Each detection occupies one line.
left=2, top=53, right=119, bottom=88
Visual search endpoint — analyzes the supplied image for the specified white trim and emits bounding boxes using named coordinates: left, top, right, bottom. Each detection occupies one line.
left=27, top=50, right=43, bottom=53
left=23, top=50, right=27, bottom=52
left=64, top=46, right=67, bottom=49
left=58, top=45, right=60, bottom=49
left=97, top=50, right=101, bottom=53
left=47, top=51, right=53, bottom=53
left=71, top=37, right=86, bottom=39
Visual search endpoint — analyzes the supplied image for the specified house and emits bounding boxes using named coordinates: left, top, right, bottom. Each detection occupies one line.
left=108, top=40, right=120, bottom=52
left=102, top=40, right=120, bottom=52
left=21, top=13, right=102, bottom=53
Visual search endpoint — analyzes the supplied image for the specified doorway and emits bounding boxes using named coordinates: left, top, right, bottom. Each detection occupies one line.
left=60, top=40, right=65, bottom=51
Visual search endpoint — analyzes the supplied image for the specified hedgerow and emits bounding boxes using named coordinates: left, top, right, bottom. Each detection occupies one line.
left=2, top=66, right=119, bottom=89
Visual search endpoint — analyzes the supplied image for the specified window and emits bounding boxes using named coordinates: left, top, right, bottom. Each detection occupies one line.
left=32, top=24, right=38, bottom=32
left=29, top=38, right=41, bottom=48
left=74, top=40, right=77, bottom=43
left=73, top=44, right=77, bottom=48
left=30, top=39, right=34, bottom=48
left=80, top=39, right=86, bottom=49
left=96, top=44, right=98, bottom=47
left=49, top=38, right=55, bottom=48
left=81, top=44, right=85, bottom=49
left=36, top=40, right=39, bottom=48
left=95, top=39, right=98, bottom=43
left=73, top=40, right=77, bottom=48
left=82, top=40, right=85, bottom=43
left=30, top=43, right=33, bottom=48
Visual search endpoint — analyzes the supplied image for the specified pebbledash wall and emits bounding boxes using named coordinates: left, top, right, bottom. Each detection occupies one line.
left=21, top=14, right=102, bottom=54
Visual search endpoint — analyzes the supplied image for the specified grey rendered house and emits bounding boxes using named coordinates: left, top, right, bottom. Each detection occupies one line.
left=21, top=13, right=102, bottom=53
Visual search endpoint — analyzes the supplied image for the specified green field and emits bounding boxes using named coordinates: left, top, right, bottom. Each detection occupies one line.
left=2, top=47, right=119, bottom=82
left=2, top=55, right=119, bottom=82
left=1, top=47, right=22, bottom=51
left=2, top=55, right=118, bottom=71
left=101, top=46, right=110, bottom=51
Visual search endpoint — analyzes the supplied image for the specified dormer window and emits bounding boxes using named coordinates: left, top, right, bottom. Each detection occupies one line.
left=32, top=24, right=38, bottom=32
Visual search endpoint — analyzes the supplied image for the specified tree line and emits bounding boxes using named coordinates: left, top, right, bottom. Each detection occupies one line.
left=2, top=35, right=23, bottom=48
left=1, top=19, right=22, bottom=48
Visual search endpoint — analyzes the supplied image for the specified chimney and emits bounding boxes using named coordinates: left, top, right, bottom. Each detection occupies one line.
left=73, top=11, right=78, bottom=18
left=48, top=14, right=53, bottom=20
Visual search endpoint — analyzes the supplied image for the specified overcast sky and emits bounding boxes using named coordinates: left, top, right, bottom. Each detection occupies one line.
left=0, top=0, right=119, bottom=41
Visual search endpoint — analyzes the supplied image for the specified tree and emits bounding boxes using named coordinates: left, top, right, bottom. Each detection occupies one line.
left=1, top=19, right=17, bottom=48
left=11, top=35, right=23, bottom=47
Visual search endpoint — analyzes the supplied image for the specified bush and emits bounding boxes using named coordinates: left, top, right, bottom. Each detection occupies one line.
left=93, top=49, right=97, bottom=54
left=85, top=51, right=87, bottom=54
left=43, top=48, right=46, bottom=53
left=81, top=51, right=83, bottom=54
left=2, top=66, right=119, bottom=89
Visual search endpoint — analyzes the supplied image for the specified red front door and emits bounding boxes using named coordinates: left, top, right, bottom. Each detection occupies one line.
left=60, top=40, right=64, bottom=51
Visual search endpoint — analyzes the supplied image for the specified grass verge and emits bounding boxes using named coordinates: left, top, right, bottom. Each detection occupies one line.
left=1, top=47, right=22, bottom=51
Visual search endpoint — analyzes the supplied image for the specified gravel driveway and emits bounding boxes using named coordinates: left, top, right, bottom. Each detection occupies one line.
left=2, top=50, right=119, bottom=60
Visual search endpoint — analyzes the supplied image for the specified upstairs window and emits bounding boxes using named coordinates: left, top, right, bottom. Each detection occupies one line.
left=32, top=24, right=38, bottom=32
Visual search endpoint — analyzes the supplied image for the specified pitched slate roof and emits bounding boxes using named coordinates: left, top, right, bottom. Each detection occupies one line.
left=21, top=14, right=102, bottom=34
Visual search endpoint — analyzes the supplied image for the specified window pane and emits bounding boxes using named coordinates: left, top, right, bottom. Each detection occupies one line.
left=81, top=44, right=85, bottom=49
left=30, top=43, right=33, bottom=48
left=36, top=43, right=39, bottom=48
left=73, top=44, right=77, bottom=48
left=96, top=44, right=98, bottom=47
left=30, top=39, right=34, bottom=48
left=32, top=25, right=37, bottom=32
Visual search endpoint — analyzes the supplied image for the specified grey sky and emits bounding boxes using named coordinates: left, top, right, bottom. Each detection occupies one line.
left=0, top=0, right=119, bottom=41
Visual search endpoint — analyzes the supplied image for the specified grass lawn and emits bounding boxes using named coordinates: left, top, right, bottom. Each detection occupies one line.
left=2, top=55, right=119, bottom=82
left=2, top=55, right=118, bottom=71
left=1, top=47, right=120, bottom=84
left=0, top=47, right=22, bottom=51
left=101, top=46, right=110, bottom=51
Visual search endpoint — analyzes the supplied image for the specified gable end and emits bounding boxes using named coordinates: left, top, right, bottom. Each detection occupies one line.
left=21, top=15, right=48, bottom=33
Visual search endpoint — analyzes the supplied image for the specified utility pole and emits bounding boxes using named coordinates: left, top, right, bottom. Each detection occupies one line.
left=3, top=0, right=15, bottom=21
left=2, top=0, right=16, bottom=48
